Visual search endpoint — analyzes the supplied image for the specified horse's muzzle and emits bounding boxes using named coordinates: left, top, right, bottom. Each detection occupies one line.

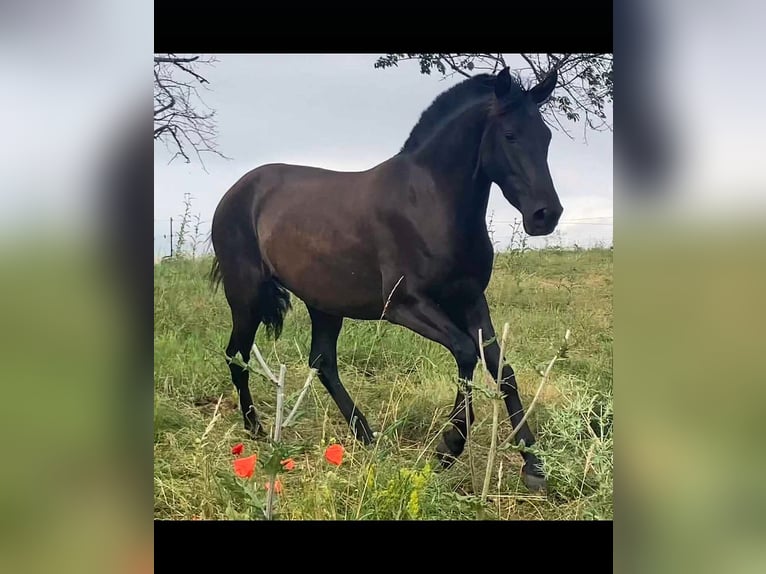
left=524, top=203, right=563, bottom=236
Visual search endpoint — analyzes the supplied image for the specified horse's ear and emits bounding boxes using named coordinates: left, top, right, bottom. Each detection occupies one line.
left=529, top=68, right=558, bottom=105
left=494, top=67, right=513, bottom=98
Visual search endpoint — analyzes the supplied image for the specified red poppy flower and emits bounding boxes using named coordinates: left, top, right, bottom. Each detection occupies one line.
left=281, top=458, right=295, bottom=471
left=324, top=444, right=344, bottom=466
left=233, top=454, right=257, bottom=478
left=265, top=479, right=283, bottom=494
left=231, top=443, right=244, bottom=456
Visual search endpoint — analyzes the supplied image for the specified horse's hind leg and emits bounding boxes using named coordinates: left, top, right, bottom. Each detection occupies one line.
left=307, top=306, right=375, bottom=444
left=222, top=264, right=266, bottom=437
left=225, top=302, right=264, bottom=437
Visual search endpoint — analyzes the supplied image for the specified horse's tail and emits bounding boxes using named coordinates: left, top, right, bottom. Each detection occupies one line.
left=209, top=178, right=291, bottom=341
left=209, top=255, right=291, bottom=341
left=256, top=277, right=292, bottom=340
left=209, top=255, right=224, bottom=292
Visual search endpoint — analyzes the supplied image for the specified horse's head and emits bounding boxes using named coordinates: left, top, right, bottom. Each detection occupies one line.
left=480, top=67, right=563, bottom=236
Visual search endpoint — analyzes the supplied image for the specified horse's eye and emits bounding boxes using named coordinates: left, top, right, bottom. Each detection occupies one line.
left=504, top=133, right=516, bottom=141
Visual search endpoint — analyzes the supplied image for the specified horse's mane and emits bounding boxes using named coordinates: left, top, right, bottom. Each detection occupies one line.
left=399, top=72, right=525, bottom=154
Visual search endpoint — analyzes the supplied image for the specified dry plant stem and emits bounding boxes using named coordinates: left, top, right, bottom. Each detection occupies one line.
left=273, top=365, right=287, bottom=441
left=477, top=329, right=491, bottom=389
left=577, top=442, right=597, bottom=519
left=282, top=368, right=317, bottom=428
left=464, top=383, right=475, bottom=493
left=252, top=341, right=317, bottom=429
left=381, top=275, right=405, bottom=319
left=363, top=275, right=405, bottom=373
left=265, top=364, right=287, bottom=520
left=251, top=343, right=278, bottom=383
left=497, top=461, right=503, bottom=515
left=481, top=323, right=509, bottom=502
left=463, top=324, right=480, bottom=493
left=200, top=394, right=223, bottom=443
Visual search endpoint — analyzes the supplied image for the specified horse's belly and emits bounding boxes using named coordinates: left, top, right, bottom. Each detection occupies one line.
left=290, top=262, right=384, bottom=319
left=263, top=235, right=384, bottom=319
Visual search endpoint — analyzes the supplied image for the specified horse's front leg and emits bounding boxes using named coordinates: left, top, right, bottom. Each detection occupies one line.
left=463, top=294, right=547, bottom=492
left=384, top=293, right=478, bottom=467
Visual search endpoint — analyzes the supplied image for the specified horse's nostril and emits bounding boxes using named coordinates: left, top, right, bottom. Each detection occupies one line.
left=533, top=208, right=548, bottom=223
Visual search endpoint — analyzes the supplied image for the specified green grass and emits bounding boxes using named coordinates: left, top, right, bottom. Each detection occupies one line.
left=154, top=248, right=613, bottom=520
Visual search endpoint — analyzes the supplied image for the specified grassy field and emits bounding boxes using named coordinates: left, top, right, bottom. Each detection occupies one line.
left=154, top=248, right=613, bottom=520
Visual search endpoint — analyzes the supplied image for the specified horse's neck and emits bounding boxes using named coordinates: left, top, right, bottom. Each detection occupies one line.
left=413, top=102, right=492, bottom=226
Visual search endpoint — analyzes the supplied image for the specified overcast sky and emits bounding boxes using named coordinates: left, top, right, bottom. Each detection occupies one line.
left=154, top=54, right=613, bottom=258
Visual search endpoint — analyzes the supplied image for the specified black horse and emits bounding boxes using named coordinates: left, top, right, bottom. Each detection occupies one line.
left=210, top=67, right=562, bottom=490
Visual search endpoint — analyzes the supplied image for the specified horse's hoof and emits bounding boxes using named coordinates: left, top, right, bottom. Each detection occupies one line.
left=522, top=466, right=548, bottom=492
left=435, top=439, right=459, bottom=469
left=359, top=434, right=374, bottom=446
left=245, top=423, right=267, bottom=440
left=351, top=422, right=375, bottom=445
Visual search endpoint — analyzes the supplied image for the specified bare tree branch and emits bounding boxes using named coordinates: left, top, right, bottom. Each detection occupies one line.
left=153, top=53, right=229, bottom=170
left=442, top=54, right=472, bottom=78
left=520, top=54, right=542, bottom=81
left=154, top=55, right=200, bottom=64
